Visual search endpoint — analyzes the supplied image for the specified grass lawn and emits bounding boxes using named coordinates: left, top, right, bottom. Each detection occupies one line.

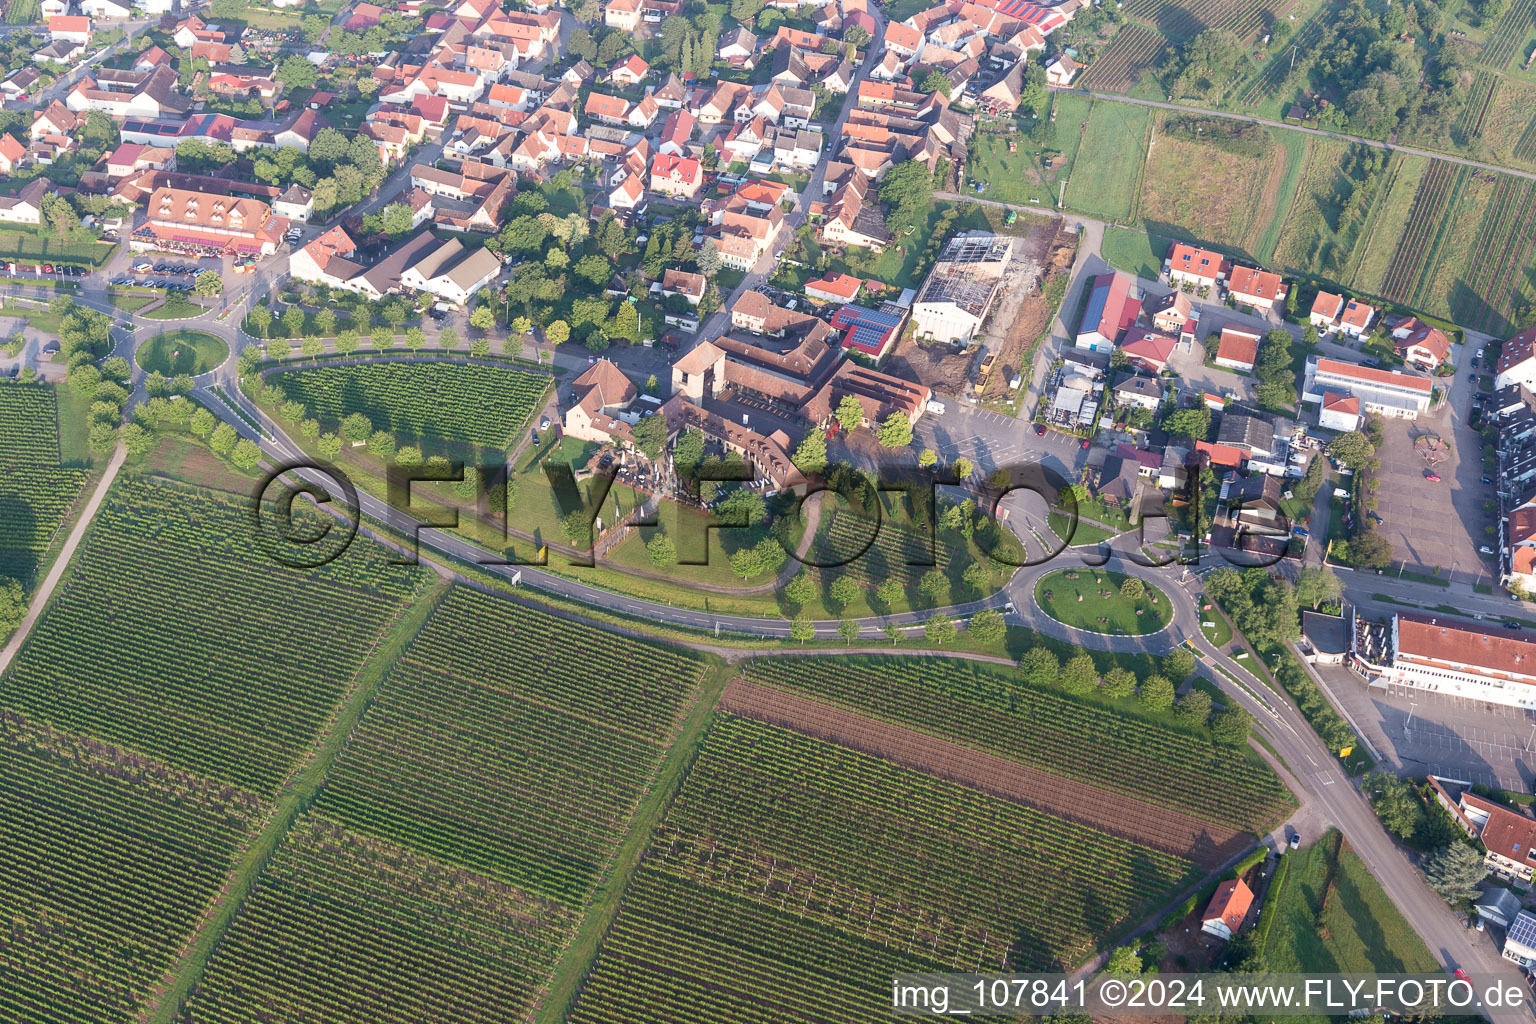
left=109, top=288, right=162, bottom=314
left=1197, top=601, right=1234, bottom=647
left=137, top=330, right=229, bottom=376
left=967, top=92, right=1091, bottom=208
left=141, top=294, right=208, bottom=320
left=54, top=383, right=94, bottom=467
left=1263, top=832, right=1437, bottom=985
left=0, top=302, right=63, bottom=335
left=1348, top=154, right=1428, bottom=295
left=127, top=430, right=259, bottom=493
left=1100, top=226, right=1175, bottom=280
left=1034, top=568, right=1172, bottom=635
left=1064, top=100, right=1149, bottom=223
left=0, top=230, right=115, bottom=267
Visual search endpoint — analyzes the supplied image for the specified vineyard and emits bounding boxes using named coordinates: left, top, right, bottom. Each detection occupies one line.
left=1516, top=117, right=1536, bottom=163
left=807, top=505, right=952, bottom=591
left=1482, top=0, right=1536, bottom=69
left=1075, top=24, right=1164, bottom=92
left=178, top=814, right=578, bottom=1024
left=1377, top=160, right=1462, bottom=306
left=566, top=717, right=1197, bottom=1022
left=272, top=361, right=551, bottom=450
left=2, top=0, right=39, bottom=25
left=0, top=384, right=88, bottom=584
left=739, top=655, right=1294, bottom=830
left=178, top=585, right=709, bottom=1024
left=1122, top=0, right=1292, bottom=40
left=0, top=479, right=432, bottom=795
left=0, top=712, right=263, bottom=1024
left=1452, top=72, right=1498, bottom=143
left=1448, top=175, right=1536, bottom=334
left=1235, top=7, right=1328, bottom=108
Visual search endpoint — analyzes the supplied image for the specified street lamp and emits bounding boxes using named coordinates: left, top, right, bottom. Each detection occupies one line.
left=1406, top=701, right=1418, bottom=733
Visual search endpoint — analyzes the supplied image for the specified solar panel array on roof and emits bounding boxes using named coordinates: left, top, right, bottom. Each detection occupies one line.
left=1508, top=910, right=1536, bottom=951
left=832, top=304, right=904, bottom=355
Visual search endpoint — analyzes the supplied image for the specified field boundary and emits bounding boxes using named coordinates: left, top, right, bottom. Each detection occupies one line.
left=719, top=677, right=1253, bottom=870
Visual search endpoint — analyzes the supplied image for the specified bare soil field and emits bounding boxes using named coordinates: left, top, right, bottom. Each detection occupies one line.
left=719, top=678, right=1252, bottom=870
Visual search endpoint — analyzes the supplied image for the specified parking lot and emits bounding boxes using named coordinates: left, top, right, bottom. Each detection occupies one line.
left=1371, top=411, right=1489, bottom=585
left=113, top=255, right=227, bottom=293
left=1326, top=671, right=1536, bottom=791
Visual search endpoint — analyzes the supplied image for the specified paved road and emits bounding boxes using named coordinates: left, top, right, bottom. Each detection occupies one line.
left=1053, top=85, right=1536, bottom=184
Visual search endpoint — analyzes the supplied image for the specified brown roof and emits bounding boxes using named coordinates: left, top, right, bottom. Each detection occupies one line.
left=675, top=340, right=725, bottom=376
left=1203, top=878, right=1253, bottom=933
left=1397, top=613, right=1536, bottom=683
left=1499, top=327, right=1536, bottom=374
left=1228, top=265, right=1287, bottom=301
left=1315, top=357, right=1433, bottom=394
left=573, top=357, right=636, bottom=414
left=1215, top=327, right=1260, bottom=367
left=1461, top=789, right=1536, bottom=866
left=1311, top=291, right=1345, bottom=319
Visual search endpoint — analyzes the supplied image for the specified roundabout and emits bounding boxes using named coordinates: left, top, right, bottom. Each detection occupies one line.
left=1033, top=568, right=1172, bottom=635
left=135, top=330, right=229, bottom=377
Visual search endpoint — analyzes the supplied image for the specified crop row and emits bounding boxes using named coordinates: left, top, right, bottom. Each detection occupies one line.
left=273, top=361, right=550, bottom=450
left=1451, top=176, right=1536, bottom=334
left=0, top=383, right=62, bottom=464
left=0, top=479, right=432, bottom=795
left=179, top=813, right=577, bottom=1024
left=1515, top=116, right=1536, bottom=163
left=0, top=713, right=260, bottom=1024
left=1076, top=24, right=1164, bottom=92
left=1483, top=0, right=1536, bottom=69
left=1454, top=73, right=1498, bottom=141
left=2, top=0, right=39, bottom=26
left=567, top=718, right=1195, bottom=1022
left=1125, top=0, right=1285, bottom=41
left=313, top=586, right=708, bottom=902
left=741, top=655, right=1292, bottom=829
left=1380, top=159, right=1458, bottom=304
left=0, top=466, right=88, bottom=582
left=808, top=506, right=950, bottom=589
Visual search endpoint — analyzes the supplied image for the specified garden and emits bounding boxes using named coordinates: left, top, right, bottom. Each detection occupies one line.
left=136, top=331, right=229, bottom=376
left=1034, top=568, right=1172, bottom=635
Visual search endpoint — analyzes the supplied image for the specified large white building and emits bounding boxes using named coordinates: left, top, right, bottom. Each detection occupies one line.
left=910, top=233, right=1012, bottom=344
left=1302, top=355, right=1433, bottom=420
left=1496, top=327, right=1536, bottom=391
left=1351, top=611, right=1536, bottom=710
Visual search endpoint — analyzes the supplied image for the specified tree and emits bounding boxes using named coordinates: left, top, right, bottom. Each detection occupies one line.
left=371, top=324, right=393, bottom=352
left=404, top=326, right=427, bottom=353
left=1138, top=674, right=1176, bottom=710
left=837, top=616, right=861, bottom=645
left=790, top=612, right=815, bottom=644
left=1061, top=652, right=1098, bottom=695
left=876, top=411, right=913, bottom=448
left=826, top=573, right=859, bottom=609
left=193, top=270, right=222, bottom=296
left=718, top=490, right=768, bottom=527
left=342, top=412, right=372, bottom=441
left=282, top=304, right=306, bottom=337
left=230, top=438, right=262, bottom=471
left=251, top=305, right=273, bottom=337
left=1328, top=431, right=1375, bottom=469
left=924, top=613, right=957, bottom=645
left=468, top=305, right=496, bottom=332
left=1163, top=407, right=1210, bottom=439
left=394, top=445, right=421, bottom=466
left=918, top=447, right=937, bottom=468
left=784, top=571, right=816, bottom=606
left=1210, top=706, right=1253, bottom=745
left=730, top=546, right=766, bottom=580
left=1175, top=689, right=1213, bottom=724
left=883, top=621, right=905, bottom=646
left=1165, top=648, right=1196, bottom=681
left=268, top=335, right=292, bottom=362
left=318, top=433, right=343, bottom=459
left=835, top=394, right=865, bottom=432
left=1421, top=842, right=1488, bottom=903
left=918, top=67, right=952, bottom=96
left=314, top=309, right=337, bottom=339
left=845, top=23, right=870, bottom=46
left=1105, top=946, right=1145, bottom=977
left=279, top=55, right=319, bottom=89
left=1295, top=566, right=1342, bottom=610
left=335, top=329, right=360, bottom=357
left=367, top=430, right=395, bottom=459
left=189, top=407, right=216, bottom=437
left=875, top=577, right=903, bottom=607
left=0, top=576, right=24, bottom=638
left=1302, top=324, right=1320, bottom=346
left=792, top=430, right=828, bottom=475
left=697, top=240, right=723, bottom=278
left=1102, top=666, right=1137, bottom=698
left=1366, top=772, right=1427, bottom=838
left=646, top=533, right=677, bottom=569
left=879, top=159, right=936, bottom=232
left=561, top=510, right=593, bottom=550
left=1120, top=576, right=1146, bottom=601
left=302, top=335, right=325, bottom=361
left=209, top=422, right=238, bottom=455
left=1019, top=646, right=1059, bottom=687
left=121, top=422, right=155, bottom=458
left=968, top=608, right=1005, bottom=646
left=917, top=569, right=949, bottom=604
left=961, top=561, right=992, bottom=594
left=380, top=202, right=415, bottom=237
left=632, top=413, right=668, bottom=460
left=1349, top=530, right=1394, bottom=570
left=544, top=319, right=570, bottom=346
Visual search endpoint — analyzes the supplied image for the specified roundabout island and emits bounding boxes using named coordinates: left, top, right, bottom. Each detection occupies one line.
left=1033, top=568, right=1173, bottom=635
left=136, top=330, right=229, bottom=377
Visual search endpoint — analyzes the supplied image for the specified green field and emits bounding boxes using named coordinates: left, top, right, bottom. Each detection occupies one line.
left=1064, top=100, right=1150, bottom=223
left=3, top=0, right=39, bottom=22
left=1263, top=832, right=1436, bottom=985
left=1101, top=226, right=1174, bottom=279
left=140, top=294, right=207, bottom=320
left=1035, top=568, right=1172, bottom=635
left=741, top=655, right=1294, bottom=831
left=0, top=478, right=433, bottom=1024
left=136, top=331, right=228, bottom=376
left=0, top=228, right=113, bottom=266
left=966, top=92, right=1092, bottom=208
left=272, top=362, right=551, bottom=452
left=565, top=715, right=1201, bottom=1023
left=0, top=383, right=89, bottom=586
left=178, top=586, right=709, bottom=1024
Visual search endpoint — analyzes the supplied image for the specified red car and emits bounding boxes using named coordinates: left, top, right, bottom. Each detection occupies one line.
left=1035, top=424, right=1047, bottom=436
left=41, top=264, right=52, bottom=274
left=1454, top=969, right=1470, bottom=983
left=1081, top=438, right=1091, bottom=449
left=1426, top=472, right=1442, bottom=482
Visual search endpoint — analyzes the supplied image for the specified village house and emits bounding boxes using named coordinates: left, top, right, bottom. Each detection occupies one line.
left=1227, top=265, right=1288, bottom=311
left=1213, top=327, right=1261, bottom=373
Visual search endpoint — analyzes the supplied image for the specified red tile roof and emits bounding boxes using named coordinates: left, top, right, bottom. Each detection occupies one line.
left=1500, top=327, right=1536, bottom=374
left=1203, top=878, right=1253, bottom=934
left=1215, top=327, right=1260, bottom=367
left=1322, top=390, right=1359, bottom=416
left=1228, top=265, right=1286, bottom=302
left=1167, top=241, right=1227, bottom=280
left=1315, top=357, right=1433, bottom=393
left=1396, top=613, right=1536, bottom=683
left=1311, top=291, right=1344, bottom=319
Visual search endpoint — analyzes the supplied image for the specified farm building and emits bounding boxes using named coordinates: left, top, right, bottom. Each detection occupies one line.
left=910, top=234, right=1013, bottom=345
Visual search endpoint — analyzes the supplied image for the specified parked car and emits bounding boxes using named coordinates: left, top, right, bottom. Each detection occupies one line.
left=1484, top=475, right=1495, bottom=484
left=1425, top=471, right=1441, bottom=482
left=1482, top=545, right=1496, bottom=555
left=1289, top=833, right=1300, bottom=849
left=1035, top=423, right=1047, bottom=436
left=1080, top=438, right=1090, bottom=449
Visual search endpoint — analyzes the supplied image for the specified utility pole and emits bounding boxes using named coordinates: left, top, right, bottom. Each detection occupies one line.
left=1290, top=44, right=1297, bottom=73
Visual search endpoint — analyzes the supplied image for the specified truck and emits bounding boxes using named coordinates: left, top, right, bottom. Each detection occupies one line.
left=926, top=398, right=946, bottom=415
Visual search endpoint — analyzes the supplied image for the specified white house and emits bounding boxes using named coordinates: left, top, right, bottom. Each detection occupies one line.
left=1496, top=327, right=1536, bottom=392
left=272, top=183, right=314, bottom=223
left=80, top=0, right=132, bottom=17
left=1302, top=355, right=1432, bottom=419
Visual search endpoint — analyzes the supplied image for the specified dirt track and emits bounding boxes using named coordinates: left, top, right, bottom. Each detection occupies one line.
left=720, top=679, right=1253, bottom=871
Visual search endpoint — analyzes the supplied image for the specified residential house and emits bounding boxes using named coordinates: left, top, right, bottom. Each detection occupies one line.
left=819, top=174, right=890, bottom=251
left=608, top=173, right=646, bottom=211
left=609, top=54, right=649, bottom=87
left=653, top=73, right=687, bottom=109
left=1, top=67, right=40, bottom=100
left=658, top=109, right=695, bottom=156
left=0, top=133, right=25, bottom=174
left=36, top=39, right=87, bottom=64
left=29, top=100, right=77, bottom=142
left=584, top=92, right=630, bottom=126
left=979, top=61, right=1025, bottom=112
left=80, top=0, right=131, bottom=18
left=1112, top=375, right=1162, bottom=412
left=604, top=0, right=642, bottom=31
left=564, top=358, right=639, bottom=445
left=1120, top=329, right=1177, bottom=374
left=1391, top=316, right=1451, bottom=370
left=649, top=153, right=703, bottom=198
left=0, top=178, right=46, bottom=225
left=1319, top=391, right=1362, bottom=432
left=805, top=272, right=862, bottom=304
left=626, top=94, right=660, bottom=129
left=1338, top=297, right=1377, bottom=339
left=1214, top=327, right=1261, bottom=372
left=397, top=234, right=501, bottom=305
left=1165, top=241, right=1228, bottom=291
left=288, top=225, right=366, bottom=287
left=129, top=186, right=286, bottom=256
left=1429, top=777, right=1536, bottom=884
left=1496, top=327, right=1536, bottom=392
left=1043, top=53, right=1078, bottom=86
left=66, top=66, right=191, bottom=118
left=47, top=15, right=91, bottom=43
left=661, top=267, right=705, bottom=306
left=719, top=26, right=759, bottom=65
left=1227, top=265, right=1288, bottom=311
left=272, top=183, right=314, bottom=223
left=1146, top=291, right=1190, bottom=334
left=1309, top=291, right=1345, bottom=331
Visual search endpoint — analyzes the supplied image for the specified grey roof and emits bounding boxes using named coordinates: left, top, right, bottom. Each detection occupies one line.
left=1301, top=610, right=1348, bottom=657
left=1216, top=411, right=1275, bottom=454
left=1477, top=886, right=1523, bottom=926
